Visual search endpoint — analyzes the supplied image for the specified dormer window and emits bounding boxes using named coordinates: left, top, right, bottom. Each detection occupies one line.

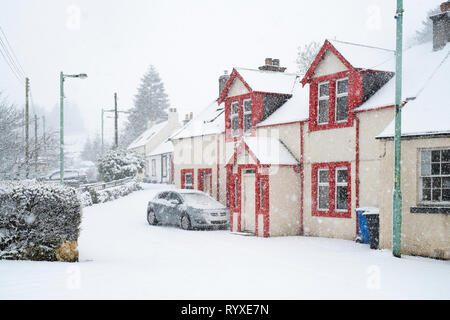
left=243, top=98, right=252, bottom=134
left=335, top=78, right=348, bottom=122
left=231, top=101, right=239, bottom=137
left=318, top=82, right=330, bottom=125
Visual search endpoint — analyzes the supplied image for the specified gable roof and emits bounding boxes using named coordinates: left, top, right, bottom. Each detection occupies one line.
left=148, top=139, right=173, bottom=156
left=170, top=100, right=224, bottom=140
left=256, top=82, right=309, bottom=127
left=356, top=41, right=450, bottom=112
left=302, top=39, right=394, bottom=84
left=377, top=44, right=450, bottom=138
left=127, top=121, right=168, bottom=150
left=218, top=68, right=299, bottom=103
left=227, top=136, right=298, bottom=166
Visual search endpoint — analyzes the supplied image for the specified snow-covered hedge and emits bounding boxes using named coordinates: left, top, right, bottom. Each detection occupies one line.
left=97, top=149, right=145, bottom=182
left=0, top=181, right=82, bottom=262
left=78, top=179, right=142, bottom=207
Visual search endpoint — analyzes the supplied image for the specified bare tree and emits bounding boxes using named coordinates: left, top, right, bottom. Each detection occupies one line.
left=296, top=41, right=321, bottom=76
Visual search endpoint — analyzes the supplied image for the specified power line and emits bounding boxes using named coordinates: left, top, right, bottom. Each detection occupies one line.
left=0, top=45, right=23, bottom=85
left=0, top=36, right=24, bottom=80
left=0, top=26, right=26, bottom=77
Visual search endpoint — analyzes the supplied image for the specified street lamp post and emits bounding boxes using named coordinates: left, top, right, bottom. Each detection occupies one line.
left=60, top=72, right=88, bottom=184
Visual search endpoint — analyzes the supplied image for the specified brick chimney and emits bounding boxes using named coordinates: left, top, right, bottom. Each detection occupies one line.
left=258, top=58, right=287, bottom=72
left=219, top=70, right=230, bottom=97
left=430, top=2, right=450, bottom=51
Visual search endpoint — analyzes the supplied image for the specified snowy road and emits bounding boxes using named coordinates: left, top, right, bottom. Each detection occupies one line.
left=0, top=183, right=449, bottom=299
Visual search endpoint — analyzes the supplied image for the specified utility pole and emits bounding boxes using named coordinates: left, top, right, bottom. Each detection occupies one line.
left=34, top=114, right=38, bottom=174
left=114, top=93, right=118, bottom=148
left=25, top=77, right=30, bottom=178
left=393, top=0, right=404, bottom=258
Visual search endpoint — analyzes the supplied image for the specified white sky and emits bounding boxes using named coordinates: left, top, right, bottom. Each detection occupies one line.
left=0, top=0, right=443, bottom=141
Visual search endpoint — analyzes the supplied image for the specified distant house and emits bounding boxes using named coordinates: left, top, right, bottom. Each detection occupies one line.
left=147, top=139, right=174, bottom=184
left=127, top=108, right=182, bottom=178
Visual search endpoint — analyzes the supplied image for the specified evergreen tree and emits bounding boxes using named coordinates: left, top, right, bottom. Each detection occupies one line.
left=122, top=65, right=170, bottom=147
left=81, top=135, right=106, bottom=162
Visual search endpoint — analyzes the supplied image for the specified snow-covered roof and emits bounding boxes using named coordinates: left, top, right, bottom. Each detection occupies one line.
left=238, top=136, right=298, bottom=165
left=377, top=47, right=450, bottom=138
left=356, top=42, right=450, bottom=112
left=329, top=39, right=395, bottom=71
left=148, top=139, right=173, bottom=157
left=235, top=68, right=299, bottom=95
left=127, top=121, right=168, bottom=150
left=257, top=82, right=309, bottom=127
left=170, top=100, right=224, bottom=140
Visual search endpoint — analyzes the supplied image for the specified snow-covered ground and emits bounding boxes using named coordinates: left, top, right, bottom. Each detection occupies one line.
left=0, top=183, right=448, bottom=299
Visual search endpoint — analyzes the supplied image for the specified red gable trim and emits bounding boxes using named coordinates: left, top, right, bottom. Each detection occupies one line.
left=218, top=68, right=253, bottom=104
left=301, top=40, right=355, bottom=86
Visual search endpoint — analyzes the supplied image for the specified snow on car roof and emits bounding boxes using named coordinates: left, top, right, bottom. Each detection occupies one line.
left=170, top=100, right=224, bottom=140
left=377, top=48, right=450, bottom=138
left=256, top=82, right=309, bottom=127
left=356, top=41, right=450, bottom=112
left=235, top=67, right=299, bottom=95
left=241, top=136, right=299, bottom=165
left=127, top=121, right=168, bottom=150
left=329, top=39, right=395, bottom=71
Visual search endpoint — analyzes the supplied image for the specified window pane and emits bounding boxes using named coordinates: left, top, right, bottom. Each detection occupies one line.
left=336, top=96, right=348, bottom=122
left=232, top=117, right=239, bottom=131
left=319, top=170, right=329, bottom=183
left=443, top=189, right=450, bottom=201
left=442, top=149, right=450, bottom=162
left=337, top=169, right=348, bottom=183
left=432, top=177, right=441, bottom=188
left=422, top=177, right=431, bottom=188
left=422, top=188, right=431, bottom=201
left=443, top=177, right=450, bottom=188
left=232, top=103, right=238, bottom=114
left=432, top=163, right=440, bottom=175
left=185, top=174, right=192, bottom=184
left=318, top=186, right=329, bottom=210
left=244, top=99, right=252, bottom=112
left=337, top=79, right=348, bottom=94
left=260, top=178, right=264, bottom=208
left=421, top=150, right=431, bottom=176
left=244, top=114, right=252, bottom=132
left=318, top=100, right=329, bottom=123
left=336, top=186, right=348, bottom=210
left=432, top=150, right=441, bottom=162
left=319, top=83, right=329, bottom=97
left=432, top=189, right=441, bottom=201
left=442, top=163, right=450, bottom=175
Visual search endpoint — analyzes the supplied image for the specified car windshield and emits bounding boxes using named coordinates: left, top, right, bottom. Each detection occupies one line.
left=181, top=193, right=220, bottom=207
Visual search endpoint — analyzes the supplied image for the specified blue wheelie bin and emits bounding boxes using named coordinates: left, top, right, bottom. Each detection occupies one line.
left=355, top=208, right=370, bottom=244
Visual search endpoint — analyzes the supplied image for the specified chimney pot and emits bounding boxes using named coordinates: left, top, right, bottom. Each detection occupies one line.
left=441, top=1, right=450, bottom=12
left=272, top=59, right=280, bottom=66
left=219, top=70, right=230, bottom=97
left=265, top=58, right=273, bottom=66
left=259, top=58, right=287, bottom=72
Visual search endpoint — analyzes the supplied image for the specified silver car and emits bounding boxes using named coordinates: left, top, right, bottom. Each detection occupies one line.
left=147, top=189, right=230, bottom=230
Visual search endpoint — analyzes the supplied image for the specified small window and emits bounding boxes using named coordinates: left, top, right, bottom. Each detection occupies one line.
left=184, top=172, right=193, bottom=189
left=259, top=178, right=264, bottom=209
left=335, top=167, right=348, bottom=211
left=234, top=177, right=239, bottom=208
left=162, top=155, right=167, bottom=178
left=231, top=101, right=239, bottom=137
left=317, top=168, right=329, bottom=210
left=335, top=78, right=348, bottom=122
left=420, top=149, right=450, bottom=203
left=152, top=159, right=156, bottom=177
left=243, top=99, right=252, bottom=133
left=318, top=82, right=329, bottom=125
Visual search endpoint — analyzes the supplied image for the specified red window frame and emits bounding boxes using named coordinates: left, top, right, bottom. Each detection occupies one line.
left=311, top=162, right=351, bottom=218
left=180, top=169, right=194, bottom=190
left=198, top=168, right=213, bottom=196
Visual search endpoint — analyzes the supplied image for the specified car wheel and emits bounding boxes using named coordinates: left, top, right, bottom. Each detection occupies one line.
left=180, top=214, right=192, bottom=230
left=147, top=210, right=158, bottom=225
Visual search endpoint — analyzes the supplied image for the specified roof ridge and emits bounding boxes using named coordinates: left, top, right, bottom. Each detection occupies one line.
left=329, top=39, right=395, bottom=53
left=236, top=67, right=299, bottom=76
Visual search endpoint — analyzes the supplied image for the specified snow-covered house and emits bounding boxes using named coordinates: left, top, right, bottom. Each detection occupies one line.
left=127, top=108, right=182, bottom=178
left=373, top=7, right=450, bottom=259
left=147, top=139, right=174, bottom=184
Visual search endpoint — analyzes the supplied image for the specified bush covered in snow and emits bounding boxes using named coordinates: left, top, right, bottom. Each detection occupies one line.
left=0, top=181, right=82, bottom=262
left=97, top=149, right=145, bottom=182
left=78, top=179, right=142, bottom=207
